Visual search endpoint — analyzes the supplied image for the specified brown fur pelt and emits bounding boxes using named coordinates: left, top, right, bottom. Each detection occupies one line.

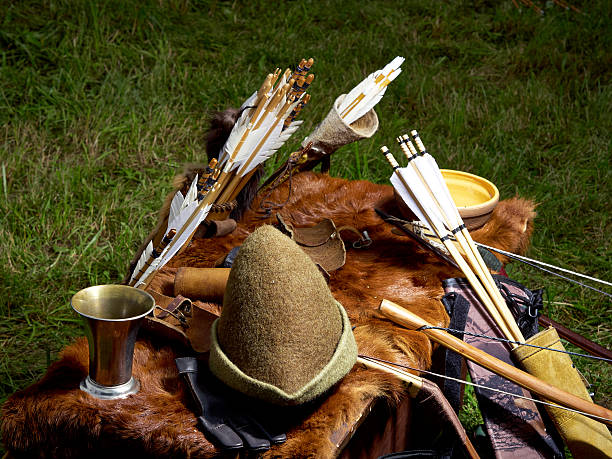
left=2, top=172, right=536, bottom=458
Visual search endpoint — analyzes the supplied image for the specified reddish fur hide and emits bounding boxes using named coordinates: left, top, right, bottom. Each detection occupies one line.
left=2, top=172, right=535, bottom=458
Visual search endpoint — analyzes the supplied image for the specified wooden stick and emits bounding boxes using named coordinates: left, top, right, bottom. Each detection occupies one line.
left=379, top=299, right=612, bottom=426
left=357, top=356, right=422, bottom=397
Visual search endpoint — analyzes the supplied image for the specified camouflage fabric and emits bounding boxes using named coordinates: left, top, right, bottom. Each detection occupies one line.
left=442, top=277, right=563, bottom=459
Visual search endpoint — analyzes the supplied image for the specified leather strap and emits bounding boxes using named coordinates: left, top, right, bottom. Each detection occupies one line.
left=155, top=295, right=191, bottom=320
left=539, top=314, right=612, bottom=361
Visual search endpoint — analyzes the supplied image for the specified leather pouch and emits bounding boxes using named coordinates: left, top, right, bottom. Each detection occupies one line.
left=276, top=214, right=346, bottom=275
left=142, top=269, right=221, bottom=353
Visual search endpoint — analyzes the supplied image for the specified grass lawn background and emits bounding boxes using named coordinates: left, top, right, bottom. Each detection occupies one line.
left=1, top=0, right=610, bottom=449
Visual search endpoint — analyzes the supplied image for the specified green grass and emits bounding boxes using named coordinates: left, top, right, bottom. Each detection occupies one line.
left=1, top=0, right=610, bottom=452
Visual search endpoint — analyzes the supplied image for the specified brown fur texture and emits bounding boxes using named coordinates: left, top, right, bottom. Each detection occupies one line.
left=205, top=108, right=240, bottom=162
left=2, top=172, right=536, bottom=458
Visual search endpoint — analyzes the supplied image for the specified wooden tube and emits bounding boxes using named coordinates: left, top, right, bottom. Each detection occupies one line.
left=174, top=267, right=230, bottom=302
left=379, top=299, right=612, bottom=426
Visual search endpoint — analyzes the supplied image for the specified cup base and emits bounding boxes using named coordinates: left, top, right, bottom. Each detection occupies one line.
left=80, top=375, right=140, bottom=400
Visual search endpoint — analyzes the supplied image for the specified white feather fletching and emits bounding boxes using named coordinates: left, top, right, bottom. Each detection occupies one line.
left=348, top=87, right=387, bottom=124
left=129, top=240, right=153, bottom=284
left=181, top=175, right=199, bottom=209
left=167, top=176, right=199, bottom=234
left=402, top=165, right=448, bottom=233
left=338, top=56, right=405, bottom=125
left=380, top=56, right=405, bottom=76
left=135, top=203, right=213, bottom=287
left=169, top=192, right=183, bottom=226
left=218, top=107, right=251, bottom=167
left=390, top=167, right=447, bottom=236
left=240, top=90, right=258, bottom=110
left=240, top=119, right=303, bottom=175
left=390, top=171, right=432, bottom=234
left=414, top=155, right=461, bottom=229
left=134, top=255, right=162, bottom=288
left=134, top=176, right=204, bottom=286
left=340, top=73, right=375, bottom=114
left=419, top=154, right=464, bottom=228
left=230, top=105, right=279, bottom=172
left=157, top=203, right=212, bottom=269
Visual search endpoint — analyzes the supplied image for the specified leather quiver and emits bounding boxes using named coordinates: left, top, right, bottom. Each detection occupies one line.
left=301, top=93, right=379, bottom=157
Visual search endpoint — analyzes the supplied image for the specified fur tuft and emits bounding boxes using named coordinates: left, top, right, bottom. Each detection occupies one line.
left=206, top=108, right=240, bottom=161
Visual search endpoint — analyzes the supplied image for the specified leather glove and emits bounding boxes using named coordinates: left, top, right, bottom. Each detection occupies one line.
left=175, top=356, right=287, bottom=452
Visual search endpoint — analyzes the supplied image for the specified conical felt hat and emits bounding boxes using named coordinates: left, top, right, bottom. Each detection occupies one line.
left=209, top=225, right=357, bottom=405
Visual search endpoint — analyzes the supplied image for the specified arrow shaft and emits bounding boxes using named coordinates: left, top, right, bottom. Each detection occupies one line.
left=384, top=149, right=517, bottom=341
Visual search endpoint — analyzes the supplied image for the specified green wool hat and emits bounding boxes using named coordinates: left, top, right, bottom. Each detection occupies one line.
left=209, top=225, right=357, bottom=406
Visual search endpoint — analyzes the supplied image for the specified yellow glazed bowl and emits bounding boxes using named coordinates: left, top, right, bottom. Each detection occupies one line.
left=393, top=169, right=499, bottom=231
left=440, top=169, right=499, bottom=230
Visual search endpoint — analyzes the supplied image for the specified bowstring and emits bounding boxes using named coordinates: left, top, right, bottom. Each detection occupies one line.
left=358, top=354, right=612, bottom=424
left=417, top=326, right=612, bottom=364
left=404, top=219, right=612, bottom=298
left=476, top=242, right=612, bottom=288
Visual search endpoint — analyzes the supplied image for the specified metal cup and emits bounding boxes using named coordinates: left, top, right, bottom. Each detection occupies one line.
left=71, top=285, right=155, bottom=400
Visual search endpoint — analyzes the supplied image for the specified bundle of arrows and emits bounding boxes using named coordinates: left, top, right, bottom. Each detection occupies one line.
left=259, top=56, right=405, bottom=195
left=381, top=130, right=525, bottom=344
left=381, top=132, right=612, bottom=434
left=338, top=56, right=404, bottom=124
left=128, top=58, right=315, bottom=289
